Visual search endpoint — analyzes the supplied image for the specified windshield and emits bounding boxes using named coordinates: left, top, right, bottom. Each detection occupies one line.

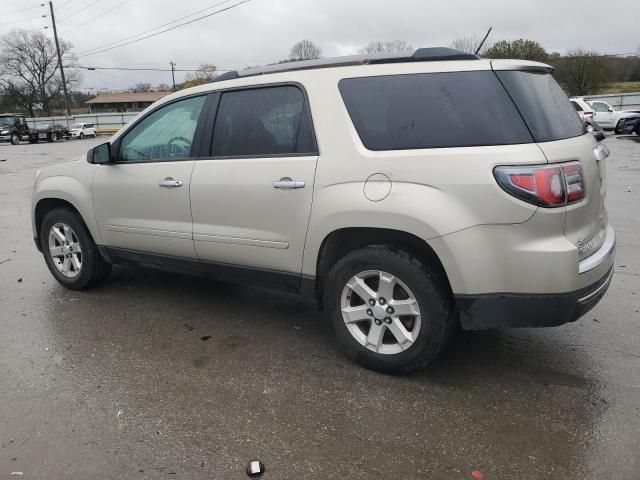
left=0, top=117, right=17, bottom=125
left=496, top=71, right=584, bottom=142
left=70, top=123, right=83, bottom=129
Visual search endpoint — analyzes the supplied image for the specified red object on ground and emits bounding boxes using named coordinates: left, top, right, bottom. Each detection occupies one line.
left=471, top=470, right=484, bottom=480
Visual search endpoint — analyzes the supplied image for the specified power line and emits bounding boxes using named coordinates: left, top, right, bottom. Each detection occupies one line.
left=60, top=0, right=131, bottom=34
left=77, top=0, right=245, bottom=57
left=3, top=3, right=46, bottom=17
left=76, top=0, right=237, bottom=56
left=0, top=15, right=48, bottom=27
left=58, top=0, right=101, bottom=23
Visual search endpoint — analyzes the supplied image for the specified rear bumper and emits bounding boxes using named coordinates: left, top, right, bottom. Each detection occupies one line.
left=457, top=225, right=616, bottom=329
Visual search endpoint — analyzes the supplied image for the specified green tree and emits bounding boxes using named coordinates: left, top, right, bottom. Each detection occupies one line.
left=484, top=39, right=548, bottom=61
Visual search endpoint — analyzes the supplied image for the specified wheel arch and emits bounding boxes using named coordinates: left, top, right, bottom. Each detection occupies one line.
left=313, top=227, right=454, bottom=303
left=33, top=194, right=102, bottom=253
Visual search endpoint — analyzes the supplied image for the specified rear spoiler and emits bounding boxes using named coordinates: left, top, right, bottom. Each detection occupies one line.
left=490, top=59, right=554, bottom=74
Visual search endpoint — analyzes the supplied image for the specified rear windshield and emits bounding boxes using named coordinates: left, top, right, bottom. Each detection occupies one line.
left=496, top=71, right=584, bottom=142
left=339, top=71, right=533, bottom=150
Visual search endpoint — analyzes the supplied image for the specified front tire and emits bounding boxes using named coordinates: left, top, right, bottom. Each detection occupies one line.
left=80, top=132, right=84, bottom=139
left=10, top=133, right=19, bottom=145
left=324, top=246, right=454, bottom=374
left=40, top=208, right=112, bottom=290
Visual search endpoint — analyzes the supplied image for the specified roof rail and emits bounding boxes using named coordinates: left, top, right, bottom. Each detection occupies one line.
left=211, top=47, right=479, bottom=83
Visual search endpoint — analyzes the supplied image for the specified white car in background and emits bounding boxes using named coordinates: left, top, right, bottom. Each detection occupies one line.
left=569, top=97, right=594, bottom=121
left=585, top=99, right=640, bottom=132
left=69, top=123, right=97, bottom=139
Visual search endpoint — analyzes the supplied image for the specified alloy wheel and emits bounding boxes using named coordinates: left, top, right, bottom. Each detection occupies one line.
left=48, top=223, right=82, bottom=278
left=340, top=270, right=422, bottom=355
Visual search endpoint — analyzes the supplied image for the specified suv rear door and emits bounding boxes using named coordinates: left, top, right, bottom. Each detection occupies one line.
left=93, top=94, right=209, bottom=259
left=189, top=84, right=318, bottom=281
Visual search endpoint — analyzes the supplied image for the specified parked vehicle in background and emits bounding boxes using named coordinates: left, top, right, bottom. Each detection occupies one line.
left=570, top=97, right=594, bottom=121
left=68, top=123, right=97, bottom=139
left=30, top=122, right=68, bottom=143
left=31, top=48, right=615, bottom=373
left=587, top=99, right=640, bottom=132
left=0, top=114, right=30, bottom=145
left=618, top=115, right=640, bottom=135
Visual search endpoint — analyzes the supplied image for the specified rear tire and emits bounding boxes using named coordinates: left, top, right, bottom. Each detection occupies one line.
left=10, top=133, right=19, bottom=145
left=324, top=245, right=454, bottom=374
left=40, top=208, right=112, bottom=290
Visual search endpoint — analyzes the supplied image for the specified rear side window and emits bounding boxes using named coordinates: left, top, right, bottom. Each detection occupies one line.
left=496, top=71, right=584, bottom=142
left=339, top=72, right=532, bottom=151
left=212, top=86, right=316, bottom=157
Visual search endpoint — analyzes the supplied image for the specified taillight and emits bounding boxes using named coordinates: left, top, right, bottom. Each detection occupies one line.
left=494, top=162, right=585, bottom=207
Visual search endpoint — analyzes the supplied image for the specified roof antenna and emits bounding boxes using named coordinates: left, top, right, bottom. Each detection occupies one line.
left=475, top=27, right=493, bottom=55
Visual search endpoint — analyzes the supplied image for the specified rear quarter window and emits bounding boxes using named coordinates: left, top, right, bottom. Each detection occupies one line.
left=496, top=71, right=584, bottom=142
left=338, top=71, right=533, bottom=151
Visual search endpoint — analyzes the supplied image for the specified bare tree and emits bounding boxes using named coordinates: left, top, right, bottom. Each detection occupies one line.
left=0, top=29, right=78, bottom=116
left=450, top=35, right=490, bottom=55
left=359, top=40, right=413, bottom=54
left=289, top=40, right=322, bottom=61
left=551, top=50, right=610, bottom=96
left=183, top=64, right=217, bottom=88
left=132, top=83, right=152, bottom=93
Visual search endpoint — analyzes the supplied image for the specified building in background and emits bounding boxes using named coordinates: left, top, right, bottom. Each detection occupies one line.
left=86, top=92, right=168, bottom=113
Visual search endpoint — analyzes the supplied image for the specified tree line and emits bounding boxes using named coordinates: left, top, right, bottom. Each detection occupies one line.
left=1, top=30, right=639, bottom=116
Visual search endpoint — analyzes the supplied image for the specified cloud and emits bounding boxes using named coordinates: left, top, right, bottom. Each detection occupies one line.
left=54, top=0, right=638, bottom=89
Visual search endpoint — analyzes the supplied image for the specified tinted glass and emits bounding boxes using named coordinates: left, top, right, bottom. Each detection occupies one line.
left=212, top=86, right=316, bottom=157
left=119, top=95, right=206, bottom=162
left=0, top=117, right=17, bottom=125
left=571, top=101, right=582, bottom=112
left=339, top=72, right=532, bottom=150
left=496, top=71, right=584, bottom=142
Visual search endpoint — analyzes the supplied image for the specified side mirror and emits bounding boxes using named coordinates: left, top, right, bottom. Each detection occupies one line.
left=88, top=142, right=112, bottom=164
left=608, top=107, right=614, bottom=112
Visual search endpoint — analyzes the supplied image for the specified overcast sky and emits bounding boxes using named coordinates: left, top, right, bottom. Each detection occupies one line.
left=27, top=0, right=640, bottom=90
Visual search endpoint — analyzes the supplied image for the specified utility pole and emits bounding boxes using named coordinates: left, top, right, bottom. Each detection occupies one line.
left=170, top=61, right=177, bottom=92
left=49, top=1, right=71, bottom=122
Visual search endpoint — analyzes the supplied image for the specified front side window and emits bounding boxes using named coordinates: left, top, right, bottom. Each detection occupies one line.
left=119, top=95, right=206, bottom=162
left=339, top=72, right=533, bottom=150
left=592, top=102, right=609, bottom=113
left=212, top=86, right=316, bottom=157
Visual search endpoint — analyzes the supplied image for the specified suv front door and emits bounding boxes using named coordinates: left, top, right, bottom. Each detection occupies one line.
left=93, top=94, right=208, bottom=258
left=592, top=101, right=614, bottom=127
left=190, top=85, right=318, bottom=282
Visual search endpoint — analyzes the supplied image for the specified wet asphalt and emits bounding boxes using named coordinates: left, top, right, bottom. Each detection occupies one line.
left=0, top=134, right=639, bottom=480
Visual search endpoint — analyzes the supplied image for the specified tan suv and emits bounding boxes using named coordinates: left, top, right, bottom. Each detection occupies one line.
left=32, top=48, right=615, bottom=373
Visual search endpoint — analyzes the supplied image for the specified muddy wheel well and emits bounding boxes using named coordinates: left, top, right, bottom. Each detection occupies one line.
left=315, top=227, right=453, bottom=300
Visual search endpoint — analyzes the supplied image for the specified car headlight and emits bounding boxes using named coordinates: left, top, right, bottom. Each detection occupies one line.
left=0, top=130, right=8, bottom=135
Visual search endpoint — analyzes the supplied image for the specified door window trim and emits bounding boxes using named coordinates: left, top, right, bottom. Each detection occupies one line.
left=110, top=92, right=213, bottom=164
left=203, top=82, right=319, bottom=160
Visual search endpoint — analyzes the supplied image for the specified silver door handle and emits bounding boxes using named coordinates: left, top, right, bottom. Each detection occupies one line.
left=272, top=177, right=305, bottom=189
left=159, top=177, right=183, bottom=188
